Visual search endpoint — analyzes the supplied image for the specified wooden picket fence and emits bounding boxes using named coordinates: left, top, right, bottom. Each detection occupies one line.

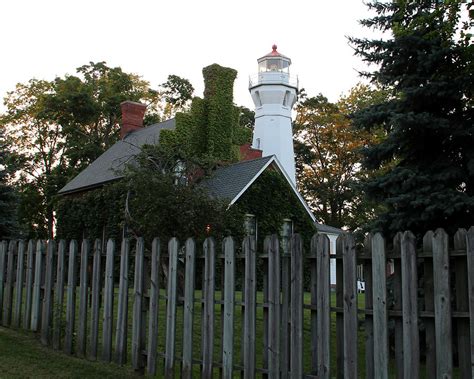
left=0, top=228, right=473, bottom=378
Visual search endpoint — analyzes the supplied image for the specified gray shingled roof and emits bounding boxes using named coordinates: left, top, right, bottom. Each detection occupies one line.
left=58, top=119, right=176, bottom=194
left=200, top=156, right=273, bottom=202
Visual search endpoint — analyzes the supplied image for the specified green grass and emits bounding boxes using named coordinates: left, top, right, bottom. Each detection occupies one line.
left=0, top=326, right=139, bottom=378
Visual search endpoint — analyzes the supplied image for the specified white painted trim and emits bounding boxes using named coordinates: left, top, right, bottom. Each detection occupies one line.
left=228, top=155, right=316, bottom=223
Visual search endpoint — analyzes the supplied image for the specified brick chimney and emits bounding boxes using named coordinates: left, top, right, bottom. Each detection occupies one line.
left=120, top=101, right=147, bottom=139
left=239, top=143, right=263, bottom=161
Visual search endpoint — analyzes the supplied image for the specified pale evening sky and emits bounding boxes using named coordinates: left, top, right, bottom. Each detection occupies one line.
left=0, top=0, right=379, bottom=111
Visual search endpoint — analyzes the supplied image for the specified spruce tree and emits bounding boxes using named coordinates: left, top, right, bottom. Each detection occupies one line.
left=0, top=127, right=17, bottom=238
left=350, top=1, right=474, bottom=235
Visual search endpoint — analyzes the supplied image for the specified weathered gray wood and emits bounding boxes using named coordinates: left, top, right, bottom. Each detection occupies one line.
left=3, top=240, right=16, bottom=326
left=147, top=238, right=160, bottom=375
left=335, top=236, right=344, bottom=379
left=222, top=236, right=235, bottom=379
left=242, top=236, right=256, bottom=379
left=132, top=237, right=145, bottom=371
left=290, top=234, right=303, bottom=378
left=53, top=240, right=66, bottom=349
left=64, top=240, right=78, bottom=355
left=182, top=238, right=196, bottom=379
left=102, top=239, right=115, bottom=362
left=466, top=227, right=474, bottom=379
left=342, top=233, right=357, bottom=379
left=268, top=234, right=280, bottom=377
left=432, top=228, right=453, bottom=377
left=310, top=235, right=318, bottom=376
left=115, top=238, right=130, bottom=365
left=0, top=241, right=7, bottom=322
left=41, top=240, right=55, bottom=345
left=89, top=239, right=102, bottom=359
left=77, top=239, right=90, bottom=357
left=31, top=240, right=45, bottom=331
left=23, top=240, right=35, bottom=330
left=363, top=234, right=374, bottom=379
left=371, top=233, right=388, bottom=379
left=164, top=238, right=178, bottom=378
left=262, top=236, right=270, bottom=377
left=422, top=231, right=436, bottom=379
left=454, top=229, right=471, bottom=379
left=316, top=234, right=331, bottom=379
left=202, top=237, right=215, bottom=379
left=392, top=233, right=404, bottom=379
left=280, top=220, right=291, bottom=379
left=13, top=240, right=25, bottom=328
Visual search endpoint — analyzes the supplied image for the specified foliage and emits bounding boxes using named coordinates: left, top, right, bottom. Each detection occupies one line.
left=0, top=127, right=17, bottom=239
left=161, top=74, right=194, bottom=118
left=349, top=0, right=474, bottom=235
left=294, top=85, right=387, bottom=232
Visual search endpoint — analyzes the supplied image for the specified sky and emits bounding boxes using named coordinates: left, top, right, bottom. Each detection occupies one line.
left=0, top=0, right=378, bottom=111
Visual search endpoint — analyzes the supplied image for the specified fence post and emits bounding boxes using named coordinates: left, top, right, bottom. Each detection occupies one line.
left=41, top=240, right=55, bottom=346
left=315, top=233, right=331, bottom=379
left=433, top=228, right=453, bottom=377
left=268, top=234, right=281, bottom=377
left=53, top=240, right=66, bottom=349
left=164, top=238, right=178, bottom=378
left=132, top=237, right=145, bottom=371
left=23, top=240, right=35, bottom=330
left=3, top=240, right=16, bottom=326
left=182, top=238, right=196, bottom=379
left=31, top=240, right=45, bottom=331
left=290, top=234, right=303, bottom=378
left=90, top=239, right=102, bottom=359
left=280, top=220, right=291, bottom=379
left=147, top=238, right=160, bottom=375
left=466, top=227, right=474, bottom=379
left=64, top=240, right=78, bottom=355
left=77, top=239, right=90, bottom=357
left=13, top=240, right=26, bottom=328
left=422, top=231, right=436, bottom=378
left=242, top=235, right=256, bottom=379
left=202, top=237, right=215, bottom=379
left=102, top=239, right=115, bottom=362
left=0, top=241, right=7, bottom=322
left=342, top=233, right=357, bottom=379
left=115, top=238, right=130, bottom=365
left=454, top=229, right=471, bottom=378
left=222, top=236, right=235, bottom=379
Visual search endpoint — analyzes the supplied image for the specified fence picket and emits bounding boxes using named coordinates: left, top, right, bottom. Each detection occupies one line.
left=164, top=238, right=178, bottom=378
left=310, top=235, right=318, bottom=376
left=433, top=228, right=453, bottom=377
left=102, top=239, right=115, bottom=362
left=262, top=236, right=270, bottom=377
left=202, top=237, right=215, bottom=379
left=147, top=238, right=160, bottom=375
left=0, top=241, right=7, bottom=322
left=182, top=238, right=196, bottom=378
left=290, top=234, right=303, bottom=378
left=41, top=240, right=55, bottom=346
left=53, top=240, right=66, bottom=349
left=392, top=233, right=404, bottom=379
left=132, top=237, right=145, bottom=371
left=242, top=236, right=256, bottom=378
left=363, top=234, right=374, bottom=379
left=13, top=240, right=25, bottom=328
left=3, top=240, right=16, bottom=326
left=454, top=229, right=471, bottom=378
left=315, top=234, right=330, bottom=379
left=31, top=240, right=45, bottom=331
left=222, top=236, right=235, bottom=379
left=422, top=231, right=436, bottom=378
left=64, top=240, right=78, bottom=355
left=466, top=227, right=474, bottom=379
left=23, top=240, right=35, bottom=330
left=115, top=238, right=130, bottom=365
left=335, top=236, right=344, bottom=379
left=280, top=220, right=291, bottom=379
left=89, top=239, right=102, bottom=359
left=77, top=239, right=90, bottom=357
left=268, top=234, right=280, bottom=377
left=401, top=231, right=419, bottom=378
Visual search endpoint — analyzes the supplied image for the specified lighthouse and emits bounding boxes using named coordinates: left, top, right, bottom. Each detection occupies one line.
left=249, top=45, right=298, bottom=185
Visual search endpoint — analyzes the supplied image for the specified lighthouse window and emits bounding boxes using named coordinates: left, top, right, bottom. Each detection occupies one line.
left=283, top=90, right=290, bottom=106
left=267, top=59, right=281, bottom=71
left=255, top=91, right=262, bottom=107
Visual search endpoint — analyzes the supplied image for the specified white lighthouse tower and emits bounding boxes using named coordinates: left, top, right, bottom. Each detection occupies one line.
left=249, top=45, right=298, bottom=185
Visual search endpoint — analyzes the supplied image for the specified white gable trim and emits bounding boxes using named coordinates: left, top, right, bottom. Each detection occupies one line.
left=228, top=155, right=316, bottom=223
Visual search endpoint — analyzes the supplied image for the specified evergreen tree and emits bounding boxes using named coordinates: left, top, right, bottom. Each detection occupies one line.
left=0, top=127, right=17, bottom=238
left=350, top=0, right=474, bottom=235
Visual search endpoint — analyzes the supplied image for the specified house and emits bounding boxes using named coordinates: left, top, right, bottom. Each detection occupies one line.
left=58, top=46, right=342, bottom=283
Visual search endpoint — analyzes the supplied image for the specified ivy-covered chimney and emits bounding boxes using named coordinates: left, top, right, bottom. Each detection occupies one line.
left=120, top=101, right=146, bottom=139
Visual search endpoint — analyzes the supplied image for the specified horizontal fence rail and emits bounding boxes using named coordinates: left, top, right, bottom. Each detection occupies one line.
left=0, top=228, right=473, bottom=377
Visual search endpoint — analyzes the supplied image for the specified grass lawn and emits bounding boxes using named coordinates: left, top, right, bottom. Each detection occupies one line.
left=0, top=326, right=139, bottom=378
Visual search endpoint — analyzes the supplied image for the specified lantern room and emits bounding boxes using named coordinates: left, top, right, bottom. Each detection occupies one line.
left=258, top=44, right=291, bottom=73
